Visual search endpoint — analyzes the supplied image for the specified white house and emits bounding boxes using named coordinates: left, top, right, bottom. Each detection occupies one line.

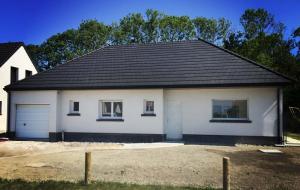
left=4, top=40, right=292, bottom=144
left=0, top=42, right=38, bottom=133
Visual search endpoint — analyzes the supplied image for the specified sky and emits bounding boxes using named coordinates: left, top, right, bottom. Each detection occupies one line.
left=0, top=0, right=299, bottom=45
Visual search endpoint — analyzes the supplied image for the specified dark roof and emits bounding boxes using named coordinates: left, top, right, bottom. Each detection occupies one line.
left=5, top=40, right=291, bottom=91
left=0, top=42, right=24, bottom=67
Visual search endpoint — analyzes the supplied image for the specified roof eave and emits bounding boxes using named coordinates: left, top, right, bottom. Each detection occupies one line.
left=4, top=82, right=292, bottom=92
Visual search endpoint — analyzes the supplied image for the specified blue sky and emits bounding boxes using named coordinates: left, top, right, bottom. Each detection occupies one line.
left=0, top=0, right=299, bottom=45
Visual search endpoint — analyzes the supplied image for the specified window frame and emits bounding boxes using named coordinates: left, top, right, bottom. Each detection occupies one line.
left=211, top=99, right=249, bottom=120
left=69, top=100, right=80, bottom=113
left=99, top=100, right=123, bottom=119
left=144, top=100, right=155, bottom=114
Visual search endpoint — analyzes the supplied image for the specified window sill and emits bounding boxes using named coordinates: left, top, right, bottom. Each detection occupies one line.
left=141, top=113, right=156, bottom=117
left=96, top=118, right=124, bottom=122
left=67, top=113, right=81, bottom=116
left=210, top=119, right=252, bottom=123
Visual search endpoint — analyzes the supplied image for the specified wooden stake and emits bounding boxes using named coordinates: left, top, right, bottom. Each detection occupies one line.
left=223, top=157, right=230, bottom=190
left=85, top=152, right=91, bottom=185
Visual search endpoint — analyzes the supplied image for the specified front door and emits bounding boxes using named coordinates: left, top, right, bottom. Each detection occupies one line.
left=166, top=101, right=182, bottom=140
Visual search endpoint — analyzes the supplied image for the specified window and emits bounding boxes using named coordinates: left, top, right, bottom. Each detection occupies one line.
left=10, top=67, right=18, bottom=84
left=100, top=101, right=123, bottom=118
left=70, top=101, right=80, bottom=113
left=212, top=100, right=248, bottom=120
left=144, top=100, right=154, bottom=113
left=0, top=101, right=2, bottom=115
left=25, top=70, right=32, bottom=78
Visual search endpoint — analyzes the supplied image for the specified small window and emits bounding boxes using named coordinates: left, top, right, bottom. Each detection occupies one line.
left=70, top=101, right=80, bottom=113
left=212, top=100, right=248, bottom=120
left=10, top=67, right=18, bottom=84
left=25, top=70, right=32, bottom=78
left=100, top=101, right=123, bottom=118
left=0, top=101, right=2, bottom=115
left=144, top=100, right=154, bottom=113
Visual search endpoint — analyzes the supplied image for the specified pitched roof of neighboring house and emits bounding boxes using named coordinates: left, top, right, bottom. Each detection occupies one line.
left=5, top=40, right=292, bottom=91
left=0, top=42, right=24, bottom=67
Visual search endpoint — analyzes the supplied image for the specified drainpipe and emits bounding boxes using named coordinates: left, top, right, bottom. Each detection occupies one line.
left=277, top=88, right=284, bottom=144
left=6, top=91, right=11, bottom=138
left=61, top=130, right=64, bottom=141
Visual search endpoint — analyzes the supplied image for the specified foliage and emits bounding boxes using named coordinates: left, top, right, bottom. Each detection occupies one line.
left=26, top=9, right=232, bottom=70
left=193, top=17, right=231, bottom=45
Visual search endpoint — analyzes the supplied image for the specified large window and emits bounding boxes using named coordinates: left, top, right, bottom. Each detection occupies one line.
left=100, top=101, right=123, bottom=118
left=10, top=67, right=18, bottom=84
left=212, top=100, right=248, bottom=120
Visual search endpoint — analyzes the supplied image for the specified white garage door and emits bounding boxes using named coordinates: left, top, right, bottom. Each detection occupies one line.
left=16, top=105, right=49, bottom=138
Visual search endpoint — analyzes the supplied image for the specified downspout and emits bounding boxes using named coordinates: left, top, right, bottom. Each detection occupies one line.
left=277, top=88, right=284, bottom=144
left=6, top=91, right=11, bottom=138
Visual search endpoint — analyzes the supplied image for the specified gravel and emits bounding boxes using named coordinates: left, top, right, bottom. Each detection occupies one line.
left=0, top=141, right=299, bottom=189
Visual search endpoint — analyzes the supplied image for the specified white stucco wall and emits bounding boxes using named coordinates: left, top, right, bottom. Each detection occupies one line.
left=10, top=91, right=58, bottom=133
left=9, top=87, right=278, bottom=138
left=0, top=46, right=37, bottom=132
left=58, top=89, right=164, bottom=134
left=164, top=87, right=278, bottom=137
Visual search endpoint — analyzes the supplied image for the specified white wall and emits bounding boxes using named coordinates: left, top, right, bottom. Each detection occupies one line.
left=58, top=89, right=164, bottom=134
left=10, top=91, right=58, bottom=133
left=164, top=87, right=278, bottom=137
left=9, top=87, right=278, bottom=138
left=0, top=46, right=37, bottom=132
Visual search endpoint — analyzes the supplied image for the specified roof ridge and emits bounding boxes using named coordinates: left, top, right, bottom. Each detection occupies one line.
left=197, top=38, right=295, bottom=82
left=104, top=40, right=197, bottom=49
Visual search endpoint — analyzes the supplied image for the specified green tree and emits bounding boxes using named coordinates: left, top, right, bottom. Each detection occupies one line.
left=159, top=15, right=195, bottom=42
left=240, top=8, right=284, bottom=39
left=39, top=29, right=77, bottom=70
left=111, top=13, right=145, bottom=44
left=193, top=17, right=231, bottom=44
left=293, top=27, right=300, bottom=59
left=143, top=9, right=162, bottom=43
left=76, top=20, right=111, bottom=54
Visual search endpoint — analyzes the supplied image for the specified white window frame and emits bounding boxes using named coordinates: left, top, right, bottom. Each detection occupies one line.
left=212, top=99, right=249, bottom=120
left=99, top=100, right=123, bottom=119
left=69, top=100, right=80, bottom=113
left=144, top=100, right=154, bottom=114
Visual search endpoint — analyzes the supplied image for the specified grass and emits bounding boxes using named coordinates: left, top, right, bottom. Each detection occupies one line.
left=287, top=132, right=300, bottom=141
left=0, top=179, right=216, bottom=190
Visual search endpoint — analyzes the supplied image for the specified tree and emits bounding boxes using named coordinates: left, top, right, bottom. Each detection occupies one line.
left=143, top=9, right=162, bottom=43
left=26, top=44, right=43, bottom=71
left=193, top=17, right=231, bottom=45
left=76, top=20, right=111, bottom=54
left=111, top=13, right=145, bottom=44
left=159, top=15, right=195, bottom=42
left=38, top=29, right=78, bottom=70
left=240, top=8, right=283, bottom=39
left=293, top=27, right=300, bottom=59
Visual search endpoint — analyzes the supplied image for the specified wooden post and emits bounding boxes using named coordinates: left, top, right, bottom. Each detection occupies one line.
left=223, top=157, right=230, bottom=190
left=85, top=152, right=91, bottom=185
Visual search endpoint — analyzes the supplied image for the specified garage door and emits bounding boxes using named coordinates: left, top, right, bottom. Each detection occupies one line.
left=16, top=105, right=49, bottom=138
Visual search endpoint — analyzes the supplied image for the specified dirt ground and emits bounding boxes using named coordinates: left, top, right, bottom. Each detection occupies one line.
left=0, top=141, right=299, bottom=190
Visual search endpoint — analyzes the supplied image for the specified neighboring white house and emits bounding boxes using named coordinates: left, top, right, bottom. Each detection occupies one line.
left=4, top=40, right=292, bottom=145
left=0, top=42, right=38, bottom=133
